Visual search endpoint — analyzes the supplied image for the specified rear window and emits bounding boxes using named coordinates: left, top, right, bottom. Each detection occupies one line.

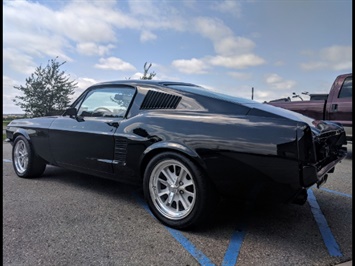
left=338, top=76, right=352, bottom=98
left=166, top=84, right=256, bottom=105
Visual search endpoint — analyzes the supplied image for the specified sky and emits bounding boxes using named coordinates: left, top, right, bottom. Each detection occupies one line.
left=3, top=0, right=352, bottom=114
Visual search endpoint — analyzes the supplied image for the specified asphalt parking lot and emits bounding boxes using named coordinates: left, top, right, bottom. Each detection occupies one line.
left=3, top=142, right=352, bottom=266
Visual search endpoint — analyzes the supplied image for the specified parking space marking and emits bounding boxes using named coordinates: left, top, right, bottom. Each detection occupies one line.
left=166, top=227, right=215, bottom=266
left=133, top=191, right=215, bottom=265
left=222, top=223, right=247, bottom=266
left=5, top=157, right=346, bottom=264
left=320, top=188, right=352, bottom=198
left=221, top=204, right=254, bottom=266
left=307, top=189, right=343, bottom=257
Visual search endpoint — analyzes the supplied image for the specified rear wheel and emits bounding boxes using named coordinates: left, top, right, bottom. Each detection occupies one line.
left=143, top=152, right=216, bottom=229
left=12, top=135, right=46, bottom=178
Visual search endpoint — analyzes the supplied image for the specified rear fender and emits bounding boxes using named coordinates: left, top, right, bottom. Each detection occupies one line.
left=140, top=141, right=207, bottom=177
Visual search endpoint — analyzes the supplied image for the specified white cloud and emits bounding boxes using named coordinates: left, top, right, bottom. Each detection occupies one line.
left=228, top=72, right=252, bottom=80
left=76, top=77, right=98, bottom=90
left=265, top=73, right=282, bottom=84
left=95, top=57, right=136, bottom=71
left=69, top=77, right=99, bottom=101
left=3, top=76, right=24, bottom=114
left=3, top=1, right=135, bottom=59
left=209, top=54, right=265, bottom=69
left=191, top=16, right=265, bottom=70
left=172, top=58, right=209, bottom=74
left=215, top=36, right=255, bottom=56
left=182, top=0, right=198, bottom=9
left=264, top=73, right=296, bottom=90
left=211, top=0, right=242, bottom=17
left=128, top=0, right=159, bottom=17
left=300, top=45, right=352, bottom=71
left=76, top=43, right=115, bottom=56
left=274, top=60, right=285, bottom=66
left=3, top=49, right=36, bottom=75
left=194, top=17, right=232, bottom=41
left=140, top=31, right=157, bottom=42
left=56, top=8, right=117, bottom=43
left=4, top=31, right=72, bottom=65
left=194, top=17, right=256, bottom=55
left=125, top=0, right=187, bottom=33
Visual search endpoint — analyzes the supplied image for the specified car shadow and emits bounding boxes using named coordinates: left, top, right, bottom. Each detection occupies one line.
left=40, top=165, right=142, bottom=204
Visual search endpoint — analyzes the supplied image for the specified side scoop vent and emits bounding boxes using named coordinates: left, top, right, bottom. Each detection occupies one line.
left=140, top=90, right=181, bottom=109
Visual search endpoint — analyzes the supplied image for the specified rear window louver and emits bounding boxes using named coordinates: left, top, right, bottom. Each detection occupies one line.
left=140, top=90, right=182, bottom=109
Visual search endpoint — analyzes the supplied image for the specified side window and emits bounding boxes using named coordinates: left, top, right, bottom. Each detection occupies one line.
left=338, top=77, right=352, bottom=98
left=77, top=87, right=135, bottom=118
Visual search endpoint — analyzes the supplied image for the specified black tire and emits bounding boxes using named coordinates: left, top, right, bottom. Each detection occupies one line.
left=143, top=151, right=216, bottom=230
left=12, top=135, right=46, bottom=178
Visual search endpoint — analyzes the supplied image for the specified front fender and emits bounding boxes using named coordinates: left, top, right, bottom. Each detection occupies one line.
left=10, top=128, right=31, bottom=143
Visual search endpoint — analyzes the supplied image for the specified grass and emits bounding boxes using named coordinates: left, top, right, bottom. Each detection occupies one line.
left=3, top=120, right=11, bottom=126
left=3, top=120, right=11, bottom=141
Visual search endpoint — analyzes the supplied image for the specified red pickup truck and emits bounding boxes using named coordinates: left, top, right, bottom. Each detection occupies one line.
left=267, top=73, right=352, bottom=140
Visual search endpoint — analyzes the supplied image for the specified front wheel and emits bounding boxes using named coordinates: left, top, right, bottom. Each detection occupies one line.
left=12, top=135, right=46, bottom=178
left=143, top=152, right=216, bottom=229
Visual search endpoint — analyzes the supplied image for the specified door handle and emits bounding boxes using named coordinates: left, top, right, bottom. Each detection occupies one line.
left=331, top=104, right=338, bottom=112
left=106, top=122, right=119, bottom=127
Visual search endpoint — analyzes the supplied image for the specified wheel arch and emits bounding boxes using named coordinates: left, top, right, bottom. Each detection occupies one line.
left=139, top=142, right=208, bottom=181
left=12, top=129, right=47, bottom=163
left=12, top=129, right=31, bottom=142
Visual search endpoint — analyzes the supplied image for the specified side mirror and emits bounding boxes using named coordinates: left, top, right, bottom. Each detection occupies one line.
left=63, top=107, right=77, bottom=117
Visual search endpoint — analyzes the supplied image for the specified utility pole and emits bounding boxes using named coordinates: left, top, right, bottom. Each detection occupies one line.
left=251, top=87, right=254, bottom=100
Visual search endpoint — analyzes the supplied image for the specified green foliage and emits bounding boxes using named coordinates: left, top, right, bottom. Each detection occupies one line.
left=13, top=57, right=78, bottom=117
left=141, top=62, right=156, bottom=80
left=3, top=121, right=10, bottom=127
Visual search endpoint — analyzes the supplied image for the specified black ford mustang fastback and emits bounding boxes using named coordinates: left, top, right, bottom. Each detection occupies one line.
left=6, top=80, right=347, bottom=229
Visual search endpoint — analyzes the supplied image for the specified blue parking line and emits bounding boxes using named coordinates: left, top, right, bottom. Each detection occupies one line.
left=221, top=203, right=252, bottom=266
left=307, top=189, right=343, bottom=257
left=166, top=227, right=215, bottom=266
left=135, top=190, right=249, bottom=265
left=133, top=191, right=215, bottom=265
left=320, top=188, right=352, bottom=198
left=222, top=224, right=247, bottom=266
left=3, top=159, right=12, bottom=163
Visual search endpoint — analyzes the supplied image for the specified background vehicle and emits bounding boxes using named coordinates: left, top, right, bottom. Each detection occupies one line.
left=267, top=73, right=352, bottom=139
left=6, top=80, right=347, bottom=229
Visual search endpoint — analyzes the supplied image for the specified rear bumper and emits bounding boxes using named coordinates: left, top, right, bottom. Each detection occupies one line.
left=302, top=144, right=347, bottom=188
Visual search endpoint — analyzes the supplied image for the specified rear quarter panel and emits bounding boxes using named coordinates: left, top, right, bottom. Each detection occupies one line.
left=120, top=111, right=304, bottom=202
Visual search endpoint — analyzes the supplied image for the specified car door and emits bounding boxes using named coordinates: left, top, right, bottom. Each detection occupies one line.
left=49, top=86, right=136, bottom=175
left=326, top=75, right=352, bottom=128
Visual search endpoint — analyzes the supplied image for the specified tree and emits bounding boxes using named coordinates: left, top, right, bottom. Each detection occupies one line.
left=140, top=62, right=156, bottom=80
left=13, top=57, right=77, bottom=117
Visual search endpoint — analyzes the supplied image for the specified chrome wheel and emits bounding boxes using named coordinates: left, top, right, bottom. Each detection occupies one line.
left=149, top=159, right=196, bottom=220
left=13, top=139, right=29, bottom=174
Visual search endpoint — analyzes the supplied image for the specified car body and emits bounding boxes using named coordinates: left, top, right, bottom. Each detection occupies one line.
left=6, top=80, right=347, bottom=229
